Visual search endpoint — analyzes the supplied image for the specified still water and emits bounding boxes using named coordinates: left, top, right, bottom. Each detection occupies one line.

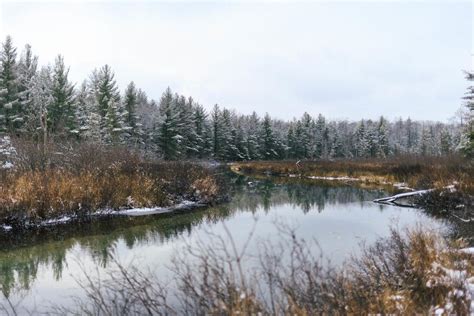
left=0, top=175, right=447, bottom=313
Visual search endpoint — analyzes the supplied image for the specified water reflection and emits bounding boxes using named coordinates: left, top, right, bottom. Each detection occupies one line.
left=0, top=175, right=432, bottom=299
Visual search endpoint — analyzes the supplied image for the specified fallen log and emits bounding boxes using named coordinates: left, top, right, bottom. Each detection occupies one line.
left=374, top=185, right=456, bottom=206
left=374, top=189, right=434, bottom=204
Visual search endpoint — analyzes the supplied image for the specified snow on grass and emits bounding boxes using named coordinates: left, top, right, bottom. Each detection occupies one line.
left=1, top=225, right=12, bottom=231
left=114, top=200, right=202, bottom=217
left=460, top=248, right=474, bottom=255
left=393, top=182, right=414, bottom=191
left=1, top=161, right=13, bottom=169
left=306, top=175, right=359, bottom=181
left=1, top=200, right=205, bottom=230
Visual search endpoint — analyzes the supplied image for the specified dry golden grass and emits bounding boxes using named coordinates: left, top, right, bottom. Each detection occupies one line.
left=232, top=155, right=474, bottom=193
left=0, top=142, right=226, bottom=225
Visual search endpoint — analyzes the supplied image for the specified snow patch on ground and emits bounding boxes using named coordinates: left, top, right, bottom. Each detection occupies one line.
left=1, top=225, right=12, bottom=231
left=460, top=248, right=474, bottom=255
left=114, top=200, right=201, bottom=217
left=1, top=161, right=13, bottom=169
left=393, top=182, right=414, bottom=191
left=1, top=200, right=205, bottom=230
left=306, top=175, right=359, bottom=181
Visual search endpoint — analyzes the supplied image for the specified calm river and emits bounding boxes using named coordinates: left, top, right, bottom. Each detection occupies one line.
left=0, top=173, right=449, bottom=313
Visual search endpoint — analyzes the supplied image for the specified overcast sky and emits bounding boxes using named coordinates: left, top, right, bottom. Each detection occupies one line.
left=0, top=1, right=472, bottom=122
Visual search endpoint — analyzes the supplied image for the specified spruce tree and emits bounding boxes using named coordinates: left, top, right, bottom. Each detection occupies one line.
left=157, top=87, right=180, bottom=159
left=17, top=44, right=38, bottom=134
left=90, top=65, right=121, bottom=143
left=123, top=81, right=144, bottom=146
left=376, top=116, right=389, bottom=157
left=314, top=114, right=326, bottom=158
left=0, top=36, right=20, bottom=134
left=30, top=66, right=53, bottom=143
left=49, top=55, right=76, bottom=137
left=260, top=113, right=278, bottom=160
left=461, top=71, right=474, bottom=157
left=354, top=120, right=369, bottom=158
left=194, top=104, right=211, bottom=158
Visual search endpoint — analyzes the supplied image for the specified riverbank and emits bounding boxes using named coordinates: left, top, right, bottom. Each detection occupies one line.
left=231, top=157, right=473, bottom=212
left=0, top=143, right=228, bottom=230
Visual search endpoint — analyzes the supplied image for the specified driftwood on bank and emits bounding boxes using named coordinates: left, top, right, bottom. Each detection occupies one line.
left=373, top=185, right=456, bottom=207
left=373, top=189, right=434, bottom=206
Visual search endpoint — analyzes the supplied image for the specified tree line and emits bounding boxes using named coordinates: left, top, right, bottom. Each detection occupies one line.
left=0, top=35, right=472, bottom=161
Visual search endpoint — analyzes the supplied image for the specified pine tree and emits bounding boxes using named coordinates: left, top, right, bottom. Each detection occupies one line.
left=17, top=44, right=38, bottom=135
left=260, top=113, right=278, bottom=160
left=0, top=36, right=21, bottom=134
left=354, top=121, right=369, bottom=158
left=219, top=108, right=235, bottom=160
left=376, top=116, right=389, bottom=158
left=157, top=87, right=180, bottom=159
left=420, top=127, right=431, bottom=156
left=123, top=81, right=144, bottom=146
left=30, top=66, right=53, bottom=143
left=194, top=104, right=212, bottom=158
left=329, top=127, right=344, bottom=158
left=75, top=81, right=96, bottom=140
left=90, top=65, right=121, bottom=143
left=245, top=112, right=261, bottom=160
left=461, top=71, right=474, bottom=157
left=314, top=114, right=326, bottom=158
left=175, top=95, right=197, bottom=158
left=211, top=104, right=222, bottom=159
left=300, top=112, right=314, bottom=158
left=49, top=55, right=76, bottom=137
left=440, top=128, right=452, bottom=156
left=104, top=97, right=125, bottom=144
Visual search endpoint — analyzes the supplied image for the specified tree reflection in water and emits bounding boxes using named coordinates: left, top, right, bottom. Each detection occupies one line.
left=0, top=175, right=408, bottom=298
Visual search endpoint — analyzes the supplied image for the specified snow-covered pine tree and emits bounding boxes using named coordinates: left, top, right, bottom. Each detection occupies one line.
left=30, top=66, right=53, bottom=143
left=49, top=55, right=76, bottom=137
left=211, top=104, right=222, bottom=159
left=104, top=97, right=125, bottom=144
left=175, top=95, right=197, bottom=158
left=376, top=116, right=389, bottom=158
left=460, top=71, right=474, bottom=157
left=260, top=113, right=278, bottom=160
left=219, top=108, right=236, bottom=160
left=300, top=112, right=314, bottom=159
left=354, top=120, right=369, bottom=158
left=314, top=114, right=326, bottom=158
left=287, top=123, right=297, bottom=159
left=157, top=87, right=180, bottom=159
left=136, top=90, right=159, bottom=153
left=123, top=81, right=144, bottom=147
left=405, top=118, right=418, bottom=154
left=90, top=65, right=121, bottom=143
left=17, top=44, right=38, bottom=135
left=440, top=128, right=452, bottom=156
left=75, top=81, right=95, bottom=140
left=329, top=126, right=344, bottom=159
left=244, top=112, right=261, bottom=160
left=0, top=36, right=21, bottom=134
left=194, top=104, right=212, bottom=159
left=231, top=115, right=247, bottom=161
left=419, top=126, right=431, bottom=156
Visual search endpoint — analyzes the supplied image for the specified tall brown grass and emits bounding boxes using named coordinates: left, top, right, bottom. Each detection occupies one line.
left=232, top=155, right=474, bottom=193
left=0, top=140, right=225, bottom=225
